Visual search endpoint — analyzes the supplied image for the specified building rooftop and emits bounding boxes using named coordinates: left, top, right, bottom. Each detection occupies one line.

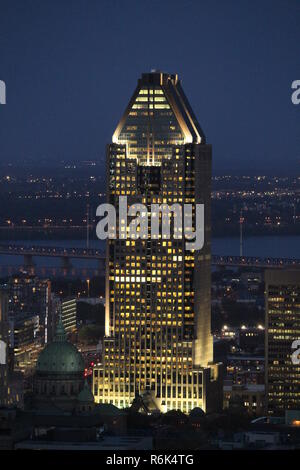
left=36, top=317, right=84, bottom=375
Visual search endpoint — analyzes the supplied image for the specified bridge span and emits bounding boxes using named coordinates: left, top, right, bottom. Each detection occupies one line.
left=0, top=244, right=299, bottom=270
left=212, top=255, right=300, bottom=269
left=0, top=244, right=105, bottom=259
left=0, top=244, right=105, bottom=271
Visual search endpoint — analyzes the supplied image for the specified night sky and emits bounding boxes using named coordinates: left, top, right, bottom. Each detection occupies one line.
left=0, top=0, right=299, bottom=173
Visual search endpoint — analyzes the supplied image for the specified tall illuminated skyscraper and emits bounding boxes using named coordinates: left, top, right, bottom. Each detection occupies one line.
left=265, top=269, right=300, bottom=414
left=93, top=72, right=222, bottom=413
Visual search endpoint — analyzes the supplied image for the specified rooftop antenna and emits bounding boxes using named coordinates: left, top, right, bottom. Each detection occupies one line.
left=86, top=203, right=90, bottom=249
left=239, top=209, right=244, bottom=257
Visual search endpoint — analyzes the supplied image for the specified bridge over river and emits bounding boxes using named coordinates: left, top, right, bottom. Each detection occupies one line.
left=0, top=244, right=298, bottom=271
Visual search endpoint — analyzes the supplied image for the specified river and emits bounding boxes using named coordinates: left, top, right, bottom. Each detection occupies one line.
left=0, top=235, right=298, bottom=278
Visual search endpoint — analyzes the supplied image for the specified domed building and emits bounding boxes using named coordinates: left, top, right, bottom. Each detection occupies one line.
left=33, top=316, right=86, bottom=412
left=25, top=318, right=128, bottom=439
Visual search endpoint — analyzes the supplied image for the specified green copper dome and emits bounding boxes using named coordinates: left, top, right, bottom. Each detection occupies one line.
left=36, top=316, right=84, bottom=375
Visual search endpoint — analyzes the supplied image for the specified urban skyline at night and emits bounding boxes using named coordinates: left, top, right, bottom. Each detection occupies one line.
left=0, top=0, right=299, bottom=459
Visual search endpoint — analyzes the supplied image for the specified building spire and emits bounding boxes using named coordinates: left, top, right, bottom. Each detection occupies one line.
left=54, top=314, right=66, bottom=342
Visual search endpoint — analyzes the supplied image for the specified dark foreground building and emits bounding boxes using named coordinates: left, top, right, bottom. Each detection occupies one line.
left=93, top=71, right=222, bottom=413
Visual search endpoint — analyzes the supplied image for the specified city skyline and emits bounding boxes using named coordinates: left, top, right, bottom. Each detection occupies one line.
left=0, top=0, right=299, bottom=455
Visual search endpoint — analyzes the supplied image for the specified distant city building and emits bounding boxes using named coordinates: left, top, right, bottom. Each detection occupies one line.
left=265, top=269, right=300, bottom=415
left=78, top=297, right=105, bottom=306
left=219, top=326, right=265, bottom=353
left=220, top=325, right=238, bottom=340
left=49, top=293, right=62, bottom=341
left=225, top=354, right=265, bottom=386
left=8, top=313, right=40, bottom=373
left=93, top=71, right=222, bottom=413
left=239, top=326, right=264, bottom=353
left=240, top=271, right=262, bottom=291
left=6, top=371, right=24, bottom=408
left=224, top=383, right=265, bottom=416
left=224, top=354, right=265, bottom=416
left=61, top=298, right=77, bottom=333
left=4, top=274, right=51, bottom=344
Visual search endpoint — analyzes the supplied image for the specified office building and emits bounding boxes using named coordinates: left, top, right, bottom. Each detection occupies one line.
left=265, top=269, right=300, bottom=414
left=8, top=313, right=40, bottom=373
left=5, top=274, right=51, bottom=344
left=93, top=71, right=222, bottom=413
left=61, top=298, right=77, bottom=333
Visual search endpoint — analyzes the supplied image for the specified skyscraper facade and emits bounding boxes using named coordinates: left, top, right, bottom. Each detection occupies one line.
left=93, top=72, right=222, bottom=413
left=5, top=274, right=51, bottom=344
left=61, top=298, right=77, bottom=334
left=265, top=269, right=300, bottom=414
